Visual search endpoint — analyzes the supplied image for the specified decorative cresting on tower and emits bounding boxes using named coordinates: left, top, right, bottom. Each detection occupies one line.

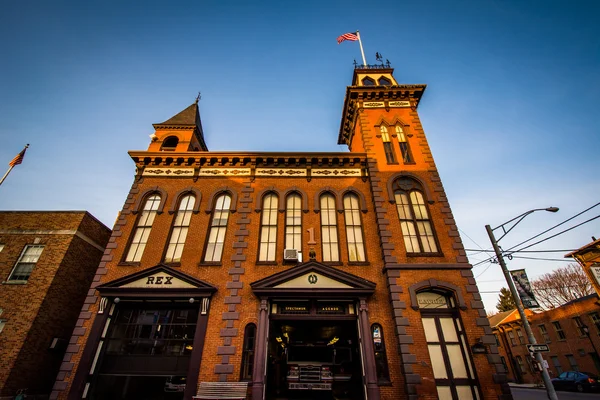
left=339, top=65, right=511, bottom=399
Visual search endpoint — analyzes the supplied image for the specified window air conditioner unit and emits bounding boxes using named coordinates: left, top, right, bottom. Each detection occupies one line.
left=284, top=249, right=299, bottom=261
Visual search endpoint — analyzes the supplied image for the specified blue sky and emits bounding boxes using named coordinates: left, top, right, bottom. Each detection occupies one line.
left=1, top=0, right=598, bottom=311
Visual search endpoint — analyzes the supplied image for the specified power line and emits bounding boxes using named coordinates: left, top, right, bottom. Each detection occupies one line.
left=510, top=256, right=568, bottom=262
left=466, top=249, right=577, bottom=253
left=505, top=202, right=600, bottom=253
left=506, top=214, right=600, bottom=256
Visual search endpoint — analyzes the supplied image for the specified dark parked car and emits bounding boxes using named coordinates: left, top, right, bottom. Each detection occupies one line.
left=551, top=371, right=599, bottom=392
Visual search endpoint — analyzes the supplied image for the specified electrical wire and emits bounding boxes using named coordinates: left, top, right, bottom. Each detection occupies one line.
left=505, top=214, right=600, bottom=256
left=466, top=249, right=576, bottom=253
left=504, top=202, right=600, bottom=253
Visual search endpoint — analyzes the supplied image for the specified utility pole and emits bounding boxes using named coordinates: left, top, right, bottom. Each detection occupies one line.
left=486, top=225, right=558, bottom=400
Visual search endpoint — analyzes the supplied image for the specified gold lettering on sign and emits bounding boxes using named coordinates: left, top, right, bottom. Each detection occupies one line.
left=363, top=101, right=385, bottom=108
left=284, top=306, right=307, bottom=311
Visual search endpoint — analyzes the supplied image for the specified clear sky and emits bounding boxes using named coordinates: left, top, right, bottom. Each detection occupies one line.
left=1, top=0, right=598, bottom=312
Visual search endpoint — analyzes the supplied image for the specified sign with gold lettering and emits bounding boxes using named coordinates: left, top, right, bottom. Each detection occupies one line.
left=388, top=100, right=411, bottom=108
left=121, top=273, right=195, bottom=289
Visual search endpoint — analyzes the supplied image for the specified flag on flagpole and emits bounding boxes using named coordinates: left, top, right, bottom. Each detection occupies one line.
left=9, top=145, right=28, bottom=167
left=337, top=32, right=359, bottom=44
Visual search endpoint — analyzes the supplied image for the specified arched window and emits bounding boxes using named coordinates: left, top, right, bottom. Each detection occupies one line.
left=161, top=136, right=179, bottom=151
left=204, top=194, right=231, bottom=262
left=125, top=194, right=161, bottom=262
left=380, top=126, right=395, bottom=163
left=258, top=193, right=278, bottom=262
left=240, top=323, right=257, bottom=381
left=394, top=178, right=438, bottom=254
left=320, top=193, right=339, bottom=262
left=164, top=194, right=195, bottom=263
left=285, top=193, right=302, bottom=251
left=396, top=126, right=413, bottom=163
left=343, top=193, right=365, bottom=262
left=417, top=290, right=480, bottom=399
left=371, top=324, right=391, bottom=384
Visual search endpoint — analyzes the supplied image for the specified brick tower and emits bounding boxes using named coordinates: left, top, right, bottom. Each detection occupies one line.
left=51, top=65, right=510, bottom=400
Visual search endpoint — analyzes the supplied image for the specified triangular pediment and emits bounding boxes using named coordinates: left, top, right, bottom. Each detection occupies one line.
left=96, top=264, right=217, bottom=298
left=251, top=261, right=375, bottom=297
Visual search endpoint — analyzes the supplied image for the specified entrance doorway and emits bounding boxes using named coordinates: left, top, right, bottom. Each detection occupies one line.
left=89, top=303, right=199, bottom=400
left=266, top=318, right=363, bottom=400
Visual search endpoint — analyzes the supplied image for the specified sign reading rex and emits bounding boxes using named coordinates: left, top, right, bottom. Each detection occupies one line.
left=146, top=276, right=173, bottom=285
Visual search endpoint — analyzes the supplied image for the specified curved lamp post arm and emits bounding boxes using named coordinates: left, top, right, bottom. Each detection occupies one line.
left=492, top=207, right=559, bottom=243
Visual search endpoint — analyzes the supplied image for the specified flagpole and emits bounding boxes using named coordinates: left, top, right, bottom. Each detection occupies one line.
left=356, top=31, right=367, bottom=66
left=0, top=165, right=14, bottom=186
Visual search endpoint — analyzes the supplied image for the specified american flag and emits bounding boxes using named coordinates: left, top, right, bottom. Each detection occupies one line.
left=9, top=146, right=28, bottom=167
left=337, top=32, right=358, bottom=44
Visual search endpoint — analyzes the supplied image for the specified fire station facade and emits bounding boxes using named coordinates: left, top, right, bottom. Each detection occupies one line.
left=51, top=67, right=510, bottom=400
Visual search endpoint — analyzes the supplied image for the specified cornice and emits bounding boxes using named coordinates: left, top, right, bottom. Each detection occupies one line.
left=338, top=84, right=427, bottom=145
left=129, top=151, right=369, bottom=182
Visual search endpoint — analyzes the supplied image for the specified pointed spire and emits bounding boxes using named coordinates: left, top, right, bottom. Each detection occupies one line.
left=153, top=102, right=201, bottom=129
left=152, top=101, right=208, bottom=151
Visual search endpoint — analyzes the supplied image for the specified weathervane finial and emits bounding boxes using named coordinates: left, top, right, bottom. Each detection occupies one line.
left=195, top=92, right=201, bottom=104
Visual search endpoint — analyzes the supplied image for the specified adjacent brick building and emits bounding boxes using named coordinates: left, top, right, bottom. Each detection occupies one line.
left=51, top=66, right=510, bottom=400
left=490, top=294, right=600, bottom=385
left=0, top=211, right=110, bottom=399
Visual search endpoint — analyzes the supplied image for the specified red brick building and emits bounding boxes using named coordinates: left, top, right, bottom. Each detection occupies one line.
left=490, top=294, right=600, bottom=385
left=0, top=211, right=110, bottom=399
left=51, top=66, right=510, bottom=399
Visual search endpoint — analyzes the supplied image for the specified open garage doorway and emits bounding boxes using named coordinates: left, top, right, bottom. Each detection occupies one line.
left=266, top=319, right=364, bottom=400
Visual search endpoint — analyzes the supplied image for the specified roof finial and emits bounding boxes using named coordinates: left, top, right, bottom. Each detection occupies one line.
left=195, top=92, right=201, bottom=104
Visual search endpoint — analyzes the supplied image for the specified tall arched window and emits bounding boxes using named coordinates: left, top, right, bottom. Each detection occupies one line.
left=161, top=136, right=179, bottom=151
left=320, top=193, right=339, bottom=262
left=125, top=194, right=161, bottom=262
left=371, top=324, right=391, bottom=384
left=396, top=126, right=413, bottom=163
left=394, top=178, right=438, bottom=254
left=380, top=126, right=396, bottom=163
left=164, top=194, right=195, bottom=263
left=343, top=193, right=365, bottom=262
left=285, top=193, right=302, bottom=251
left=258, top=193, right=278, bottom=262
left=204, top=194, right=231, bottom=262
left=240, top=323, right=257, bottom=381
left=417, top=290, right=480, bottom=399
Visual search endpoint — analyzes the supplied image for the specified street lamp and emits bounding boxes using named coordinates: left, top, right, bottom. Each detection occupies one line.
left=486, top=207, right=559, bottom=400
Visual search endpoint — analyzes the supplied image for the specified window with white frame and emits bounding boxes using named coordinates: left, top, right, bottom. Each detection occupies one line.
left=343, top=193, right=365, bottom=262
left=125, top=194, right=161, bottom=262
left=164, top=194, right=195, bottom=263
left=393, top=178, right=438, bottom=254
left=566, top=354, right=579, bottom=371
left=573, top=316, right=586, bottom=337
left=516, top=328, right=525, bottom=344
left=320, top=193, right=339, bottom=262
left=8, top=245, right=44, bottom=281
left=258, top=193, right=278, bottom=262
left=285, top=193, right=302, bottom=251
left=204, top=194, right=232, bottom=262
left=539, top=324, right=550, bottom=342
left=552, top=321, right=566, bottom=340
left=418, top=291, right=480, bottom=400
left=507, top=330, right=517, bottom=346
left=551, top=356, right=563, bottom=374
